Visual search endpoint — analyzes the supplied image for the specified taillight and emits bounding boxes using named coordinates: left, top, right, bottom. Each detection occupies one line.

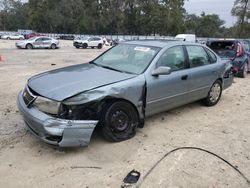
left=236, top=43, right=243, bottom=57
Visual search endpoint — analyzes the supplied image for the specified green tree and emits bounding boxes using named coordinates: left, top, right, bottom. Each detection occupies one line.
left=232, top=0, right=250, bottom=37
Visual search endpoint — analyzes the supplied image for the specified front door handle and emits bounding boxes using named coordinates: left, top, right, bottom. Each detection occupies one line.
left=181, top=75, right=188, bottom=80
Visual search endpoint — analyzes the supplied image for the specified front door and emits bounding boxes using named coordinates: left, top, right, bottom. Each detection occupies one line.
left=146, top=46, right=189, bottom=116
left=33, top=38, right=43, bottom=48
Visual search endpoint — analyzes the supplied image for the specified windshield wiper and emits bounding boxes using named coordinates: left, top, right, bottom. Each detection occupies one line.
left=100, top=65, right=125, bottom=73
left=89, top=61, right=98, bottom=65
left=90, top=61, right=136, bottom=75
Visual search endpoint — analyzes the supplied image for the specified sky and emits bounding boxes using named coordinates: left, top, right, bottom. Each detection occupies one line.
left=184, top=0, right=236, bottom=27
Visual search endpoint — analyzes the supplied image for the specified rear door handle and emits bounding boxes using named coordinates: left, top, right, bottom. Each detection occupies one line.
left=181, top=75, right=188, bottom=80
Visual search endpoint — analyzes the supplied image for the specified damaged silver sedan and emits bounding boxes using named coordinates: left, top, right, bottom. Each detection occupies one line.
left=18, top=41, right=233, bottom=147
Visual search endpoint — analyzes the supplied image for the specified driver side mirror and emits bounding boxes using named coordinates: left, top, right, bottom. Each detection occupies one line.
left=152, top=66, right=171, bottom=76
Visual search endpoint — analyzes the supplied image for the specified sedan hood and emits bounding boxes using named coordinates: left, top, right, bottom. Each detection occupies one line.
left=28, top=63, right=136, bottom=101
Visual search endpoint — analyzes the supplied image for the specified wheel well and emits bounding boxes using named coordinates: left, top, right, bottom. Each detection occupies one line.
left=26, top=43, right=32, bottom=47
left=99, top=98, right=140, bottom=121
left=217, top=78, right=222, bottom=83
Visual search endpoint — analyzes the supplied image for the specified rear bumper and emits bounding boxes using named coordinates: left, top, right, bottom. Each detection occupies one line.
left=17, top=92, right=98, bottom=147
left=223, top=73, right=234, bottom=90
left=232, top=60, right=246, bottom=73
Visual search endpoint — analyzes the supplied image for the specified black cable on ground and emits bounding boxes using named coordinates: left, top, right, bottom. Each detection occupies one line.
left=136, top=147, right=250, bottom=188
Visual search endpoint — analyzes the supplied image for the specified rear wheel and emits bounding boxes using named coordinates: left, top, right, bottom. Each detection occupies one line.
left=98, top=43, right=103, bottom=49
left=7, top=37, right=10, bottom=40
left=26, top=44, right=33, bottom=49
left=101, top=101, right=139, bottom=142
left=204, top=80, right=222, bottom=107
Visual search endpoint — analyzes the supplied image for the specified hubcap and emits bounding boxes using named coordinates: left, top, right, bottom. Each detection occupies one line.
left=110, top=110, right=129, bottom=132
left=210, top=83, right=221, bottom=103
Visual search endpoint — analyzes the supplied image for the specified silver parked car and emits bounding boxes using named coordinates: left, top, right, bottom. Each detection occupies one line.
left=16, top=36, right=59, bottom=49
left=1, top=33, right=24, bottom=40
left=17, top=41, right=233, bottom=147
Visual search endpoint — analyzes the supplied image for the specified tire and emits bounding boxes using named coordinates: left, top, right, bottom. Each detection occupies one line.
left=7, top=37, right=10, bottom=40
left=101, top=101, right=139, bottom=142
left=75, top=46, right=80, bottom=49
left=82, top=43, right=88, bottom=49
left=26, top=43, right=33, bottom=49
left=51, top=44, right=56, bottom=49
left=91, top=47, right=94, bottom=49
left=98, top=43, right=103, bottom=49
left=239, top=63, right=248, bottom=78
left=204, top=80, right=222, bottom=107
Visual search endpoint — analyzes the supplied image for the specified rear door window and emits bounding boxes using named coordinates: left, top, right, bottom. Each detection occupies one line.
left=186, top=46, right=210, bottom=68
left=206, top=49, right=217, bottom=63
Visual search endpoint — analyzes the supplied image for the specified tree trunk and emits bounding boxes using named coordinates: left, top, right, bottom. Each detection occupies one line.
left=239, top=0, right=249, bottom=37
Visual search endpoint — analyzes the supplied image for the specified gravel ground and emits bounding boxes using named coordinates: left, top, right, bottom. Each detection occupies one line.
left=0, top=40, right=249, bottom=188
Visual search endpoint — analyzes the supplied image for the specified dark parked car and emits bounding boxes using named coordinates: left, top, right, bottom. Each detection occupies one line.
left=111, top=38, right=126, bottom=46
left=18, top=41, right=233, bottom=147
left=59, top=35, right=75, bottom=40
left=207, top=40, right=249, bottom=78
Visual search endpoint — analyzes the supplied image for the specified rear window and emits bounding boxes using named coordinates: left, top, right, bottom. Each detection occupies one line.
left=207, top=41, right=236, bottom=58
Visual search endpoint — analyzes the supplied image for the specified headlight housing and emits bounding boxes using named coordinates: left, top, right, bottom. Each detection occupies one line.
left=33, top=97, right=60, bottom=115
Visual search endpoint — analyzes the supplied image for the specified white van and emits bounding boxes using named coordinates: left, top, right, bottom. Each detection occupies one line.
left=175, top=34, right=196, bottom=42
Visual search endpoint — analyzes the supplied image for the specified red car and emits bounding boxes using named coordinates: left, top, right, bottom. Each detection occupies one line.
left=24, top=32, right=43, bottom=39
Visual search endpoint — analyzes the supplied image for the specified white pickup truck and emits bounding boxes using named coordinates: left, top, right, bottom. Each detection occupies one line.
left=73, top=37, right=103, bottom=49
left=175, top=34, right=196, bottom=42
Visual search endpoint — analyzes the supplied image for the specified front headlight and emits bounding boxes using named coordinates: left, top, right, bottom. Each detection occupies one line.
left=33, top=97, right=60, bottom=115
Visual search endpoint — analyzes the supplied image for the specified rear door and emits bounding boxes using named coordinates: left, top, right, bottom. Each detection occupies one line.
left=184, top=45, right=220, bottom=103
left=42, top=37, right=52, bottom=48
left=146, top=46, right=190, bottom=116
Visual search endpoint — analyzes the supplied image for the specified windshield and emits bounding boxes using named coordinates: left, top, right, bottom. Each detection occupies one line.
left=208, top=41, right=236, bottom=58
left=93, top=44, right=160, bottom=74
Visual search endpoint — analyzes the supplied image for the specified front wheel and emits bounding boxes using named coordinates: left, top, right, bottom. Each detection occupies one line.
left=26, top=44, right=33, bottom=49
left=101, top=101, right=139, bottom=142
left=82, top=43, right=88, bottom=49
left=204, top=80, right=222, bottom=107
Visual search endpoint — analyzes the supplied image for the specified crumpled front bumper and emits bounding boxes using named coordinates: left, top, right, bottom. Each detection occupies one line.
left=17, top=92, right=98, bottom=147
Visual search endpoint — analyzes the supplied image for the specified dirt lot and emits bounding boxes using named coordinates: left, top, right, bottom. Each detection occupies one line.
left=0, top=40, right=249, bottom=188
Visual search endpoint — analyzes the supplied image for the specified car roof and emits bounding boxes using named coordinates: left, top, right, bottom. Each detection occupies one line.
left=125, top=40, right=202, bottom=48
left=207, top=40, right=238, bottom=43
